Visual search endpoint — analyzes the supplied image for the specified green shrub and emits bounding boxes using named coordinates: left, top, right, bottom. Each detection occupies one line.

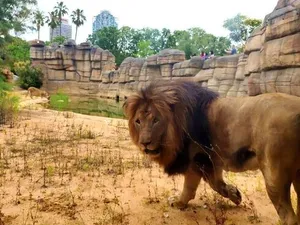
left=0, top=74, right=12, bottom=91
left=5, top=37, right=30, bottom=66
left=0, top=37, right=30, bottom=71
left=15, top=64, right=43, bottom=89
left=49, top=92, right=69, bottom=111
left=45, top=36, right=66, bottom=46
left=0, top=91, right=19, bottom=127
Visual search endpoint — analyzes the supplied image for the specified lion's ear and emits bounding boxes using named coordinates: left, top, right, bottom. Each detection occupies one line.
left=122, top=95, right=141, bottom=119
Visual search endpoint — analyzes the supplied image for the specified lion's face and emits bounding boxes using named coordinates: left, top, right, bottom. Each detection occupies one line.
left=123, top=82, right=189, bottom=167
left=133, top=104, right=167, bottom=158
left=41, top=91, right=50, bottom=100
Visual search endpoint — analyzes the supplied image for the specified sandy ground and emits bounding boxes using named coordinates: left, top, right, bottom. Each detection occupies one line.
left=0, top=93, right=296, bottom=225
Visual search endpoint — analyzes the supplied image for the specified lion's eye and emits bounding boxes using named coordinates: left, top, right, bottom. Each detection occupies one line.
left=135, top=119, right=140, bottom=125
left=153, top=118, right=159, bottom=124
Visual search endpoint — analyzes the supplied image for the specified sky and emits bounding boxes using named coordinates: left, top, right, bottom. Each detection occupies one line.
left=21, top=0, right=279, bottom=43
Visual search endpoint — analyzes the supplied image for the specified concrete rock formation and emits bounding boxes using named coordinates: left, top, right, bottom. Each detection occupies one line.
left=30, top=0, right=300, bottom=99
left=30, top=40, right=116, bottom=97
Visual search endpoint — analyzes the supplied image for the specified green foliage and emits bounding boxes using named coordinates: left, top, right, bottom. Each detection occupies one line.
left=50, top=36, right=66, bottom=45
left=49, top=97, right=125, bottom=119
left=160, top=28, right=177, bottom=50
left=49, top=92, right=69, bottom=111
left=88, top=27, right=122, bottom=64
left=244, top=18, right=262, bottom=35
left=0, top=90, right=19, bottom=127
left=134, top=40, right=155, bottom=58
left=2, top=37, right=30, bottom=69
left=0, top=0, right=37, bottom=40
left=0, top=74, right=13, bottom=91
left=0, top=37, right=30, bottom=75
left=223, top=13, right=262, bottom=44
left=15, top=64, right=43, bottom=89
left=174, top=28, right=231, bottom=58
left=71, top=9, right=86, bottom=41
left=46, top=11, right=59, bottom=40
left=88, top=26, right=231, bottom=64
left=45, top=35, right=66, bottom=46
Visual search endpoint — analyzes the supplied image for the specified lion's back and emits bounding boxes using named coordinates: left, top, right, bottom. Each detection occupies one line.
left=246, top=93, right=300, bottom=155
left=222, top=93, right=300, bottom=153
left=28, top=87, right=44, bottom=97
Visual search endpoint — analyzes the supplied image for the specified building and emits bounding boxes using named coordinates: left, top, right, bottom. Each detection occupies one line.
left=50, top=18, right=72, bottom=40
left=93, top=10, right=118, bottom=33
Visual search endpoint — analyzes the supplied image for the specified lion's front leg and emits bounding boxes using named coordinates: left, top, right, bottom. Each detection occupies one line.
left=169, top=168, right=202, bottom=209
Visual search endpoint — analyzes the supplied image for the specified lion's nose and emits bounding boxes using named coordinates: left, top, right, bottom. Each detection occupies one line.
left=141, top=141, right=151, bottom=148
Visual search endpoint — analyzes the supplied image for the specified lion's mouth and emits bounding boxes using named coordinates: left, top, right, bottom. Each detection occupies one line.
left=145, top=148, right=161, bottom=155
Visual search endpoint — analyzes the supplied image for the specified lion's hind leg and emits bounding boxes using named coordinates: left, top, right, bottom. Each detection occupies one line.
left=262, top=165, right=298, bottom=225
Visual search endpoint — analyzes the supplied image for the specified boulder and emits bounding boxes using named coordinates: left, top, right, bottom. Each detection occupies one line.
left=64, top=39, right=76, bottom=47
left=156, top=49, right=185, bottom=65
left=28, top=40, right=45, bottom=47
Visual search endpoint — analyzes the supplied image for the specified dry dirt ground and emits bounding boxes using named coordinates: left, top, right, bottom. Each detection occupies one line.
left=0, top=94, right=297, bottom=225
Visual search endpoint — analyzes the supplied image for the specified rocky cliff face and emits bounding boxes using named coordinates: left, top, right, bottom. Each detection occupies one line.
left=30, top=0, right=300, bottom=99
left=30, top=40, right=116, bottom=97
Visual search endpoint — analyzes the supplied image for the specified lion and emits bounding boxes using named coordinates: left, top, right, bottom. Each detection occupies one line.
left=26, top=87, right=50, bottom=100
left=123, top=80, right=300, bottom=225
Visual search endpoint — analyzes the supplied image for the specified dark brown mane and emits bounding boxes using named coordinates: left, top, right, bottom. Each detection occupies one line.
left=123, top=80, right=219, bottom=175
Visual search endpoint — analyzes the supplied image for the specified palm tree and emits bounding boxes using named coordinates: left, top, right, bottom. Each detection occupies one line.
left=32, top=10, right=46, bottom=40
left=71, top=9, right=86, bottom=42
left=46, top=11, right=59, bottom=41
left=54, top=1, right=69, bottom=36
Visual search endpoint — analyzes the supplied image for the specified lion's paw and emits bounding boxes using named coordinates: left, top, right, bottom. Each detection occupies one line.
left=226, top=184, right=242, bottom=205
left=168, top=196, right=187, bottom=210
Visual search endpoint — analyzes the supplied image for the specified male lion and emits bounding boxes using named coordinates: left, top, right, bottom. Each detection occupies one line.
left=26, top=87, right=50, bottom=100
left=123, top=80, right=300, bottom=225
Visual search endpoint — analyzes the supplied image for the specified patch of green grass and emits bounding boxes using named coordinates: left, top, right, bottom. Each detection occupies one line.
left=49, top=92, right=69, bottom=111
left=0, top=74, right=12, bottom=91
left=49, top=96, right=125, bottom=119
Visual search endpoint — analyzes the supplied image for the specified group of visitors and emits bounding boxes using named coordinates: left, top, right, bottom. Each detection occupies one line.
left=190, top=50, right=215, bottom=60
left=200, top=50, right=215, bottom=60
left=191, top=45, right=237, bottom=61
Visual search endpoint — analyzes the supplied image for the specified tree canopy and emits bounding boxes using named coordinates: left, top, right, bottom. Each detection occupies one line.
left=71, top=9, right=86, bottom=41
left=0, top=0, right=36, bottom=45
left=54, top=1, right=69, bottom=36
left=223, top=13, right=262, bottom=45
left=88, top=26, right=231, bottom=65
left=32, top=10, right=47, bottom=40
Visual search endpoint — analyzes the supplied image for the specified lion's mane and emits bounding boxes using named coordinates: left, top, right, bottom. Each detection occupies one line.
left=123, top=80, right=219, bottom=175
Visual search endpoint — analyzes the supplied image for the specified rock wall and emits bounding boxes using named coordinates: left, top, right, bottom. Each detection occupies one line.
left=30, top=40, right=117, bottom=98
left=257, top=0, right=300, bottom=96
left=30, top=0, right=300, bottom=99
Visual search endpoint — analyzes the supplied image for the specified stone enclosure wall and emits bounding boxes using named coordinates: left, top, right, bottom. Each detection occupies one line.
left=30, top=0, right=300, bottom=99
left=30, top=40, right=116, bottom=97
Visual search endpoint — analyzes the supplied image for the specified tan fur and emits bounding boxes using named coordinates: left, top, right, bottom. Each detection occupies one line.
left=124, top=80, right=300, bottom=225
left=207, top=94, right=300, bottom=225
left=26, top=87, right=50, bottom=99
